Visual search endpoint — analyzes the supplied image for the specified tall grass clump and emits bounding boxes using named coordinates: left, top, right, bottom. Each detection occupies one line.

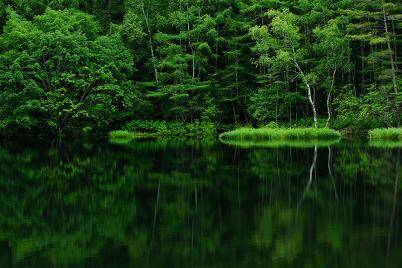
left=220, top=127, right=341, bottom=141
left=109, top=130, right=136, bottom=139
left=368, top=128, right=402, bottom=140
left=109, top=130, right=156, bottom=144
left=109, top=130, right=155, bottom=139
left=220, top=139, right=340, bottom=148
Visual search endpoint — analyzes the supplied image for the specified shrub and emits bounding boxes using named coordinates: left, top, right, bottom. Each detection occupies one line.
left=123, top=120, right=217, bottom=138
left=265, top=121, right=280, bottom=128
left=333, top=88, right=397, bottom=130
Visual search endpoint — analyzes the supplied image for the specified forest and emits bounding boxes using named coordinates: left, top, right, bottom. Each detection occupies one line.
left=0, top=0, right=401, bottom=137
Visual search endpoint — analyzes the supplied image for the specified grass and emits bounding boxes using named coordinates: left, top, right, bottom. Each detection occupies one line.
left=219, top=127, right=341, bottom=142
left=368, top=128, right=402, bottom=140
left=220, top=139, right=340, bottom=148
left=108, top=130, right=156, bottom=144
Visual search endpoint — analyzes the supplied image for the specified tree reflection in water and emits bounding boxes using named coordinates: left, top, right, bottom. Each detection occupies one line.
left=0, top=139, right=401, bottom=267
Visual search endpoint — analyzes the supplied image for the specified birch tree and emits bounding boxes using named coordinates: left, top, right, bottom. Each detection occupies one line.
left=314, top=19, right=351, bottom=127
left=251, top=9, right=319, bottom=127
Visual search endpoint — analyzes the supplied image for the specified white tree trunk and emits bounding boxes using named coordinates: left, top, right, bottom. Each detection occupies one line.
left=294, top=60, right=318, bottom=128
left=326, top=69, right=337, bottom=127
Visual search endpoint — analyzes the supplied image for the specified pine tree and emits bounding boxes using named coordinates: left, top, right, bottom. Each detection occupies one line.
left=344, top=0, right=401, bottom=125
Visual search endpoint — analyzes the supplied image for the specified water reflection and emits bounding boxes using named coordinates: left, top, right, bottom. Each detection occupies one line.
left=0, top=139, right=401, bottom=267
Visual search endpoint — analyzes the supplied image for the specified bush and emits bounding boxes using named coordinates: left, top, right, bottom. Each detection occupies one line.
left=265, top=121, right=280, bottom=128
left=124, top=120, right=169, bottom=135
left=123, top=120, right=217, bottom=138
left=333, top=88, right=397, bottom=130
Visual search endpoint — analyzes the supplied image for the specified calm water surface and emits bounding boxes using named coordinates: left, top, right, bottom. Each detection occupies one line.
left=0, top=139, right=401, bottom=267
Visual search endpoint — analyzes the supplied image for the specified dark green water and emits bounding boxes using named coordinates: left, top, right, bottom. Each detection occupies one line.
left=0, top=139, right=401, bottom=267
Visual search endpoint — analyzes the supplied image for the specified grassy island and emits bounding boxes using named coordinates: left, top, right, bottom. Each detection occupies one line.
left=109, top=130, right=156, bottom=144
left=368, top=128, right=402, bottom=141
left=220, top=139, right=341, bottom=148
left=219, top=127, right=341, bottom=142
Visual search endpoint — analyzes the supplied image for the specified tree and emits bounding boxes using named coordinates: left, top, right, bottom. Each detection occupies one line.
left=1, top=0, right=402, bottom=134
left=212, top=1, right=254, bottom=124
left=0, top=0, right=6, bottom=31
left=251, top=9, right=319, bottom=127
left=344, top=0, right=401, bottom=125
left=0, top=9, right=140, bottom=136
left=145, top=0, right=218, bottom=122
left=313, top=18, right=352, bottom=126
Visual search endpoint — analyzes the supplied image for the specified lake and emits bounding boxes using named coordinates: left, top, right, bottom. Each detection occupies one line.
left=0, top=139, right=401, bottom=267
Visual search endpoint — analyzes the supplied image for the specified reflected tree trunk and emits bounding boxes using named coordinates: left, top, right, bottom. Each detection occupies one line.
left=297, top=146, right=318, bottom=213
left=386, top=149, right=400, bottom=265
left=147, top=180, right=160, bottom=262
left=328, top=146, right=338, bottom=201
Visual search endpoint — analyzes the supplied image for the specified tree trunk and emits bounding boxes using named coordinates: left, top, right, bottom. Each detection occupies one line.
left=327, top=146, right=338, bottom=200
left=391, top=19, right=398, bottom=70
left=382, top=3, right=399, bottom=125
left=326, top=69, right=337, bottom=127
left=297, top=146, right=317, bottom=213
left=294, top=60, right=318, bottom=128
left=186, top=3, right=195, bottom=78
left=141, top=0, right=159, bottom=84
left=382, top=3, right=398, bottom=96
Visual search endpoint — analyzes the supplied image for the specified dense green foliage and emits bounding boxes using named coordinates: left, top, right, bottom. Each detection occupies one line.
left=0, top=0, right=401, bottom=136
left=109, top=120, right=217, bottom=143
left=124, top=120, right=217, bottom=138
